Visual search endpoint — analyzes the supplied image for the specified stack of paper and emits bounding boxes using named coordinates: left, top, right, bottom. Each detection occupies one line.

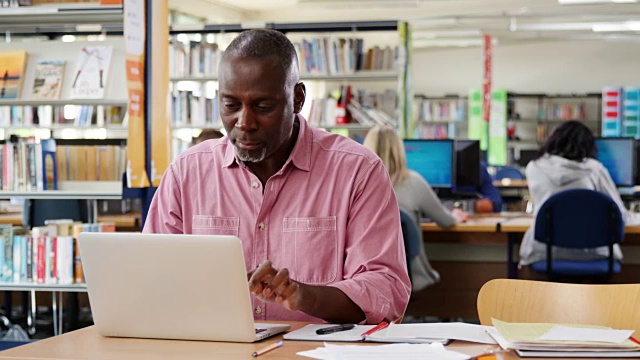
left=298, top=342, right=470, bottom=360
left=489, top=319, right=640, bottom=358
left=283, top=322, right=497, bottom=345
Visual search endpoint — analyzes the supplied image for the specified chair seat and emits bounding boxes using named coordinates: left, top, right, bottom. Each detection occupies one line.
left=530, top=259, right=621, bottom=276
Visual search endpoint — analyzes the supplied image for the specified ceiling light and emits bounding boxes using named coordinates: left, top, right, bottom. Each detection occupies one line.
left=559, top=0, right=638, bottom=3
left=593, top=21, right=640, bottom=31
left=413, top=37, right=499, bottom=48
left=413, top=29, right=483, bottom=39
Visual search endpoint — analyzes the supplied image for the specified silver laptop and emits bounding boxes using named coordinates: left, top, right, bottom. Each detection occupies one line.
left=78, top=232, right=290, bottom=342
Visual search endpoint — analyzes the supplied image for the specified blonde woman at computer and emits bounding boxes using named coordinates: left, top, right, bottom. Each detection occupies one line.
left=363, top=125, right=468, bottom=292
left=520, top=120, right=640, bottom=268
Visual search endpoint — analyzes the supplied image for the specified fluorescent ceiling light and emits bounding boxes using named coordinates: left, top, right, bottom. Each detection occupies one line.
left=413, top=29, right=483, bottom=39
left=515, top=22, right=598, bottom=31
left=593, top=21, right=640, bottom=31
left=559, top=0, right=639, bottom=4
left=413, top=37, right=499, bottom=48
left=411, top=18, right=458, bottom=28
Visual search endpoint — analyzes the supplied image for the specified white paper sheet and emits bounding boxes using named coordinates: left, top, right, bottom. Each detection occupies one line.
left=539, top=326, right=634, bottom=344
left=297, top=343, right=470, bottom=360
left=381, top=322, right=497, bottom=344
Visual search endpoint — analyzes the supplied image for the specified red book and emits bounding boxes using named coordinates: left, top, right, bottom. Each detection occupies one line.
left=36, top=237, right=46, bottom=284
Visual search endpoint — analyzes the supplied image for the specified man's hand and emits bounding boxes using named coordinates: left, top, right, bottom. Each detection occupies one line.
left=248, top=261, right=301, bottom=311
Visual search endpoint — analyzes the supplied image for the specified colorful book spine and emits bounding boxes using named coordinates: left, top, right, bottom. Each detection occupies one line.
left=623, top=88, right=640, bottom=139
left=602, top=87, right=623, bottom=137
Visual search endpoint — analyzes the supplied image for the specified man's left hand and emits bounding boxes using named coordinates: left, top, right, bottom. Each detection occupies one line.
left=248, top=260, right=301, bottom=311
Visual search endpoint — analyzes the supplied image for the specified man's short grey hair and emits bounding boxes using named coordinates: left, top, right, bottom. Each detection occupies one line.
left=224, top=29, right=299, bottom=78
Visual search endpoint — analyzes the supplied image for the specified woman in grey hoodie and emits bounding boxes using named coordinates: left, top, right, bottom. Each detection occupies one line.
left=519, top=121, right=640, bottom=267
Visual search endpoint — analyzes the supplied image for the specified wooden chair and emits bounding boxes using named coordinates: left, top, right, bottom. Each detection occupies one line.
left=477, top=279, right=640, bottom=333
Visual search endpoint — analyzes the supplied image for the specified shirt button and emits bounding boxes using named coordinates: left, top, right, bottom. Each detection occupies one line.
left=252, top=182, right=259, bottom=189
left=258, top=222, right=265, bottom=230
left=255, top=306, right=262, bottom=314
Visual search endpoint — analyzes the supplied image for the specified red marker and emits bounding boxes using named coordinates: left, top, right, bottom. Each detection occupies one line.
left=361, top=321, right=390, bottom=337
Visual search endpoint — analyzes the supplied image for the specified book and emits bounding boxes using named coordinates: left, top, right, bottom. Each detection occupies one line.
left=489, top=319, right=640, bottom=357
left=70, top=46, right=113, bottom=99
left=0, top=50, right=28, bottom=99
left=32, top=60, right=65, bottom=100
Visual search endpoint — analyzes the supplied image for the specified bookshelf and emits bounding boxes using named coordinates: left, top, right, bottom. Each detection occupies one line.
left=505, top=92, right=602, bottom=165
left=0, top=4, right=128, bottom=337
left=168, top=21, right=410, bottom=157
left=411, top=94, right=467, bottom=139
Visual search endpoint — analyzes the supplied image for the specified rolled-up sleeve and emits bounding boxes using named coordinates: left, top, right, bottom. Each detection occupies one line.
left=329, top=159, right=411, bottom=324
left=142, top=164, right=184, bottom=234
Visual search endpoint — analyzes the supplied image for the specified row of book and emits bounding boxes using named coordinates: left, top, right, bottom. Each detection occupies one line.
left=0, top=105, right=127, bottom=127
left=166, top=37, right=398, bottom=78
left=171, top=90, right=220, bottom=127
left=0, top=46, right=114, bottom=100
left=546, top=103, right=588, bottom=121
left=0, top=137, right=125, bottom=192
left=412, top=124, right=455, bottom=139
left=307, top=88, right=397, bottom=127
left=415, top=99, right=467, bottom=122
left=293, top=37, right=397, bottom=75
left=169, top=40, right=222, bottom=78
left=0, top=221, right=115, bottom=285
left=56, top=144, right=126, bottom=182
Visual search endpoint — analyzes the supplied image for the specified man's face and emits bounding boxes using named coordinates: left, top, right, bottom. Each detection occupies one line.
left=219, top=55, right=299, bottom=163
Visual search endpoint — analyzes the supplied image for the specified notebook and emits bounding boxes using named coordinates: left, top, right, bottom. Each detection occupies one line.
left=78, top=232, right=290, bottom=343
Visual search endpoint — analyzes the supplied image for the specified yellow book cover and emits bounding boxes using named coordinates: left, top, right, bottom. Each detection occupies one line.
left=0, top=50, right=27, bottom=100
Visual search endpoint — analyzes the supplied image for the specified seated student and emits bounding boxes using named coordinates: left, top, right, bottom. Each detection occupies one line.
left=474, top=161, right=503, bottom=213
left=143, top=29, right=411, bottom=325
left=363, top=125, right=468, bottom=291
left=519, top=120, right=640, bottom=268
left=191, top=129, right=224, bottom=146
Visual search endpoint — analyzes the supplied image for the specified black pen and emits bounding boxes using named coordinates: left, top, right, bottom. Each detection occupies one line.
left=316, top=324, right=356, bottom=335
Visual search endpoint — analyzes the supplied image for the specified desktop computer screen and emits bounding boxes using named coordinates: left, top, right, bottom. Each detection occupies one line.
left=455, top=140, right=481, bottom=188
left=595, top=138, right=636, bottom=187
left=403, top=139, right=454, bottom=188
left=517, top=149, right=538, bottom=168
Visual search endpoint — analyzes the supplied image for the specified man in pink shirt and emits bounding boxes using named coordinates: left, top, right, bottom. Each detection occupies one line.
left=144, top=29, right=411, bottom=325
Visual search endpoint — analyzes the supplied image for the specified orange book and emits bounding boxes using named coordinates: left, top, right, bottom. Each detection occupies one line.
left=72, top=224, right=84, bottom=283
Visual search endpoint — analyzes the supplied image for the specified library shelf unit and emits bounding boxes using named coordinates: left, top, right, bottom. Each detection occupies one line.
left=506, top=92, right=602, bottom=150
left=168, top=20, right=410, bottom=157
left=0, top=2, right=128, bottom=337
left=411, top=94, right=468, bottom=139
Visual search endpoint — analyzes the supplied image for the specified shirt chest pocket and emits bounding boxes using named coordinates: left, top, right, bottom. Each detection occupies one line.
left=283, top=216, right=338, bottom=285
left=192, top=215, right=239, bottom=237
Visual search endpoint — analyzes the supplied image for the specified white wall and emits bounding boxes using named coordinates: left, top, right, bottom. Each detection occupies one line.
left=413, top=39, right=640, bottom=96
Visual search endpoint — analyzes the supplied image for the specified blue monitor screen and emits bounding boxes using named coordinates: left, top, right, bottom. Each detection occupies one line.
left=404, top=139, right=454, bottom=187
left=595, top=138, right=635, bottom=187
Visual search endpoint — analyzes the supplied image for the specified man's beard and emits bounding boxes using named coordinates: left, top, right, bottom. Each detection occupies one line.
left=236, top=146, right=268, bottom=163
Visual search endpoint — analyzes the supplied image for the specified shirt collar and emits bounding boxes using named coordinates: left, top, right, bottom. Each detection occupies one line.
left=222, top=114, right=312, bottom=172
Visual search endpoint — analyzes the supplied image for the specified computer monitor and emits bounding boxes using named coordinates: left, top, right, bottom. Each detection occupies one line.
left=454, top=140, right=481, bottom=188
left=595, top=138, right=636, bottom=187
left=403, top=139, right=455, bottom=188
left=517, top=149, right=538, bottom=168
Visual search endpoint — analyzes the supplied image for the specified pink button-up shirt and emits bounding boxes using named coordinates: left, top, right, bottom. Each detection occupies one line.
left=144, top=116, right=411, bottom=324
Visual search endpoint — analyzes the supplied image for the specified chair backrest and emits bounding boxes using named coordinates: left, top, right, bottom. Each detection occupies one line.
left=493, top=166, right=525, bottom=180
left=534, top=189, right=624, bottom=249
left=477, top=279, right=640, bottom=333
left=399, top=209, right=421, bottom=259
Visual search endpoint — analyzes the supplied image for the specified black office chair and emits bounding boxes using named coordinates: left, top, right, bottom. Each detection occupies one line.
left=529, top=189, right=624, bottom=283
left=399, top=209, right=422, bottom=284
left=23, top=199, right=89, bottom=228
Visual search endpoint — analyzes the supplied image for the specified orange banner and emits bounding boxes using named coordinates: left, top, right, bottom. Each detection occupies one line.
left=124, top=0, right=150, bottom=188
left=149, top=0, right=171, bottom=187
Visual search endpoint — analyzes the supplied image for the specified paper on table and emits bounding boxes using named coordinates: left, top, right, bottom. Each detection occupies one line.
left=539, top=326, right=634, bottom=344
left=283, top=324, right=373, bottom=342
left=321, top=342, right=468, bottom=360
left=376, top=322, right=497, bottom=344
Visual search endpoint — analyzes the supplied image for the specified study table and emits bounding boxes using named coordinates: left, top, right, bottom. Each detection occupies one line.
left=422, top=213, right=640, bottom=279
left=0, top=322, right=605, bottom=360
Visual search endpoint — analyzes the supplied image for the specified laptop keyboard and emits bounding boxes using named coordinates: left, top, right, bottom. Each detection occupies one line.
left=255, top=328, right=267, bottom=334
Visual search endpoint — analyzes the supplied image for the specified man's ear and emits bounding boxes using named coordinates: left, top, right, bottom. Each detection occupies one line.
left=294, top=82, right=306, bottom=113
